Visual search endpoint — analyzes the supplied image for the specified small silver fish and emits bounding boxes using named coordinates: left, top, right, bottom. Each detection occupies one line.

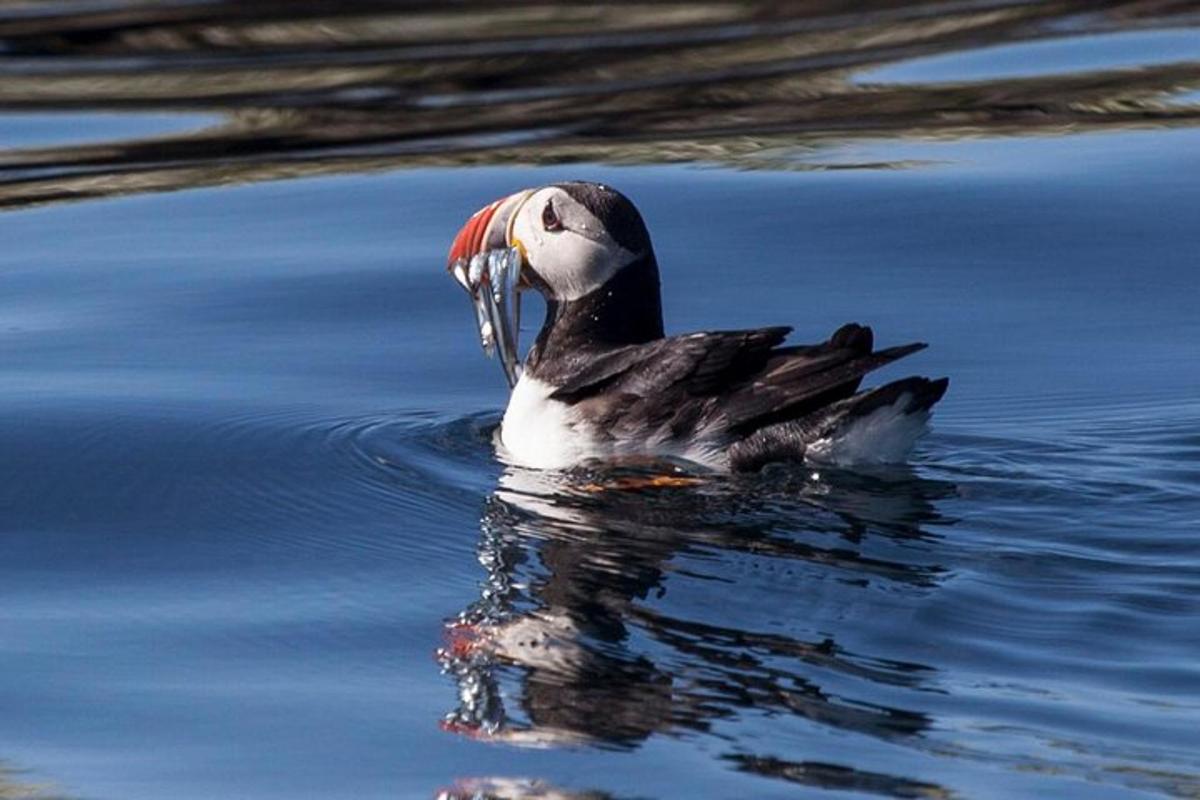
left=467, top=252, right=494, bottom=356
left=452, top=246, right=524, bottom=387
left=489, top=248, right=522, bottom=387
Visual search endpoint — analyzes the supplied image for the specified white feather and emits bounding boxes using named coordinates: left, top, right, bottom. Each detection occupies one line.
left=498, top=374, right=593, bottom=469
left=806, top=394, right=930, bottom=466
left=498, top=374, right=730, bottom=470
left=509, top=187, right=637, bottom=301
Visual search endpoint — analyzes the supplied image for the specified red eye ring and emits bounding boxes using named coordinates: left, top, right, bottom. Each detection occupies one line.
left=542, top=201, right=563, bottom=232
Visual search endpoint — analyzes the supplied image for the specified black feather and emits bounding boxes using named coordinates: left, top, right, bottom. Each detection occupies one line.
left=722, top=342, right=928, bottom=434
left=726, top=376, right=950, bottom=471
left=542, top=319, right=932, bottom=452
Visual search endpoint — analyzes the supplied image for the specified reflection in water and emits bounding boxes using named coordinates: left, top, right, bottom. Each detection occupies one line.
left=0, top=762, right=70, bottom=800
left=726, top=754, right=951, bottom=799
left=0, top=1, right=1197, bottom=208
left=437, top=776, right=627, bottom=800
left=439, top=459, right=955, bottom=792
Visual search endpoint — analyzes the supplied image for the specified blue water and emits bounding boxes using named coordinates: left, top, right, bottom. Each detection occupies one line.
left=862, top=28, right=1200, bottom=84
left=0, top=112, right=215, bottom=149
left=2, top=4, right=1199, bottom=799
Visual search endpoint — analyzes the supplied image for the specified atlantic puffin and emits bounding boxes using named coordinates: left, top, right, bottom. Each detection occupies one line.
left=447, top=181, right=948, bottom=472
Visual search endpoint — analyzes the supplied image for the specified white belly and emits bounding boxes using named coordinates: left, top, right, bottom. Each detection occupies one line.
left=498, top=374, right=598, bottom=469
left=498, top=374, right=732, bottom=471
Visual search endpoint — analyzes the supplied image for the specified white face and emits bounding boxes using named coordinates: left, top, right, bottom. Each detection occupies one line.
left=506, top=186, right=641, bottom=301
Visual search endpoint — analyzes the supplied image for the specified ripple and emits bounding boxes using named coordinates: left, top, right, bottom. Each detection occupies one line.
left=725, top=754, right=952, bottom=799
left=0, top=401, right=505, bottom=591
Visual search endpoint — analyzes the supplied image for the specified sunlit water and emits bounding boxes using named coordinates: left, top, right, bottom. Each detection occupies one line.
left=2, top=3, right=1199, bottom=799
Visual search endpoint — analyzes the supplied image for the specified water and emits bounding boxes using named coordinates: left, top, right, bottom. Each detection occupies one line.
left=1, top=3, right=1198, bottom=799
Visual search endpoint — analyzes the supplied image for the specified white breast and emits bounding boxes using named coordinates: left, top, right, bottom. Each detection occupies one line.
left=497, top=374, right=734, bottom=471
left=498, top=374, right=598, bottom=469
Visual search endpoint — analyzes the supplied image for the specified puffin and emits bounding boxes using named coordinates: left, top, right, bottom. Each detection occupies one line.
left=447, top=181, right=948, bottom=472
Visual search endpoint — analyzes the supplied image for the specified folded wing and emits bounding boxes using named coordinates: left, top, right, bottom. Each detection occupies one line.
left=550, top=323, right=928, bottom=444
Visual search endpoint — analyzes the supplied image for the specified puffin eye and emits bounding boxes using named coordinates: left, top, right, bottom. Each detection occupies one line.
left=541, top=201, right=563, bottom=232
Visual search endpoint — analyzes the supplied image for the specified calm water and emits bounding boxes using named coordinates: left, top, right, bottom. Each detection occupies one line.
left=2, top=3, right=1199, bottom=799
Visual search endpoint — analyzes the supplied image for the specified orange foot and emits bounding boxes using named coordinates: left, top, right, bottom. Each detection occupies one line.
left=582, top=474, right=705, bottom=492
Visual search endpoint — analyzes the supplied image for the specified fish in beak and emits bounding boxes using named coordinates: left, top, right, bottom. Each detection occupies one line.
left=446, top=191, right=531, bottom=388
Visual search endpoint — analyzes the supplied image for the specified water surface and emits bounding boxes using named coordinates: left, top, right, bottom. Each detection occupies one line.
left=1, top=3, right=1198, bottom=799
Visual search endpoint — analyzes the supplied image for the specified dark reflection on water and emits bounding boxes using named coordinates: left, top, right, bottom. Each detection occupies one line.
left=439, top=457, right=953, bottom=791
left=726, top=754, right=951, bottom=799
left=0, top=0, right=1197, bottom=207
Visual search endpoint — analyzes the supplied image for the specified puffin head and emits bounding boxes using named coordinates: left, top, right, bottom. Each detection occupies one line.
left=447, top=181, right=653, bottom=301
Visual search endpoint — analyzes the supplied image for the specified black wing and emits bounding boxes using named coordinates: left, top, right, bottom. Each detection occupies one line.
left=549, top=323, right=925, bottom=441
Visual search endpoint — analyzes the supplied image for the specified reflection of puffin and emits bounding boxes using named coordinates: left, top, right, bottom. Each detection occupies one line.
left=448, top=181, right=947, bottom=471
left=439, top=462, right=948, bottom=750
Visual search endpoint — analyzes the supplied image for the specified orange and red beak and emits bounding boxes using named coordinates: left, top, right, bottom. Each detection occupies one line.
left=446, top=191, right=530, bottom=283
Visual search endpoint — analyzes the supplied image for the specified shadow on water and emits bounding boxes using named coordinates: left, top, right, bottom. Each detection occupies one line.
left=0, top=0, right=1197, bottom=208
left=437, top=453, right=957, bottom=796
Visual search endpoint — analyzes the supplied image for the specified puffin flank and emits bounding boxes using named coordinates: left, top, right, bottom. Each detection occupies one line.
left=447, top=181, right=948, bottom=472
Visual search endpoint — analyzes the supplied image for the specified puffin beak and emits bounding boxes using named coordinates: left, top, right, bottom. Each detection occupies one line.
left=446, top=190, right=531, bottom=291
left=446, top=191, right=534, bottom=389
